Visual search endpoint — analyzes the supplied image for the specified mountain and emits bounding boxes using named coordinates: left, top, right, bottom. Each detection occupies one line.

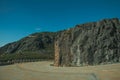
left=0, top=32, right=56, bottom=54
left=54, top=18, right=120, bottom=66
left=0, top=32, right=59, bottom=62
left=0, top=18, right=120, bottom=66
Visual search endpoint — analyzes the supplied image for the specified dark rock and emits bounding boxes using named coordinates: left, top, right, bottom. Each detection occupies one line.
left=54, top=18, right=120, bottom=66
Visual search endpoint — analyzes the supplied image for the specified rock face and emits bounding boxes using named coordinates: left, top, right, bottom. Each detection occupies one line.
left=54, top=18, right=120, bottom=66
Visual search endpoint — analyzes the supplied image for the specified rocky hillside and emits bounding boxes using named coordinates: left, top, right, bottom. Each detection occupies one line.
left=0, top=32, right=58, bottom=61
left=0, top=18, right=120, bottom=66
left=54, top=18, right=120, bottom=67
left=1, top=32, right=56, bottom=54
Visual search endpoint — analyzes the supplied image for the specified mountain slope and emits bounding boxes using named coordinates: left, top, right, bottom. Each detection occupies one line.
left=0, top=32, right=56, bottom=54
left=0, top=32, right=58, bottom=62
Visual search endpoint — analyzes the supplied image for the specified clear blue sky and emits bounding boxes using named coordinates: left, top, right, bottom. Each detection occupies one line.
left=0, top=0, right=120, bottom=47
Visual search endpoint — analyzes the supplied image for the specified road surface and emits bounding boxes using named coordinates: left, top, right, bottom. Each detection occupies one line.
left=0, top=61, right=120, bottom=80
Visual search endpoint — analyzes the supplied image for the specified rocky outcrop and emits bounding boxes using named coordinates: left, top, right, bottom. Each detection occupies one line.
left=54, top=18, right=120, bottom=66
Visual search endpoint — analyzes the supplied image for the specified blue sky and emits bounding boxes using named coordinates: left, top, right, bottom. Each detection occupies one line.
left=0, top=0, right=120, bottom=47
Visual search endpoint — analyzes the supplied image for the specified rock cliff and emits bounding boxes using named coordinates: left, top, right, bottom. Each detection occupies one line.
left=54, top=18, right=120, bottom=66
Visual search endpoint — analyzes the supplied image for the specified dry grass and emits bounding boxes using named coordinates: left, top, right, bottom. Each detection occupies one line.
left=0, top=61, right=120, bottom=80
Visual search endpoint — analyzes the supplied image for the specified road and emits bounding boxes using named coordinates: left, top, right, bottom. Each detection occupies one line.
left=0, top=61, right=120, bottom=80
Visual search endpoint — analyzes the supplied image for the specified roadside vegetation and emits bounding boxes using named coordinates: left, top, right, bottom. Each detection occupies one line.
left=0, top=51, right=54, bottom=65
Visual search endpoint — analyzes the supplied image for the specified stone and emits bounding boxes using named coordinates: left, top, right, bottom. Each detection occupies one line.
left=54, top=18, right=120, bottom=67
